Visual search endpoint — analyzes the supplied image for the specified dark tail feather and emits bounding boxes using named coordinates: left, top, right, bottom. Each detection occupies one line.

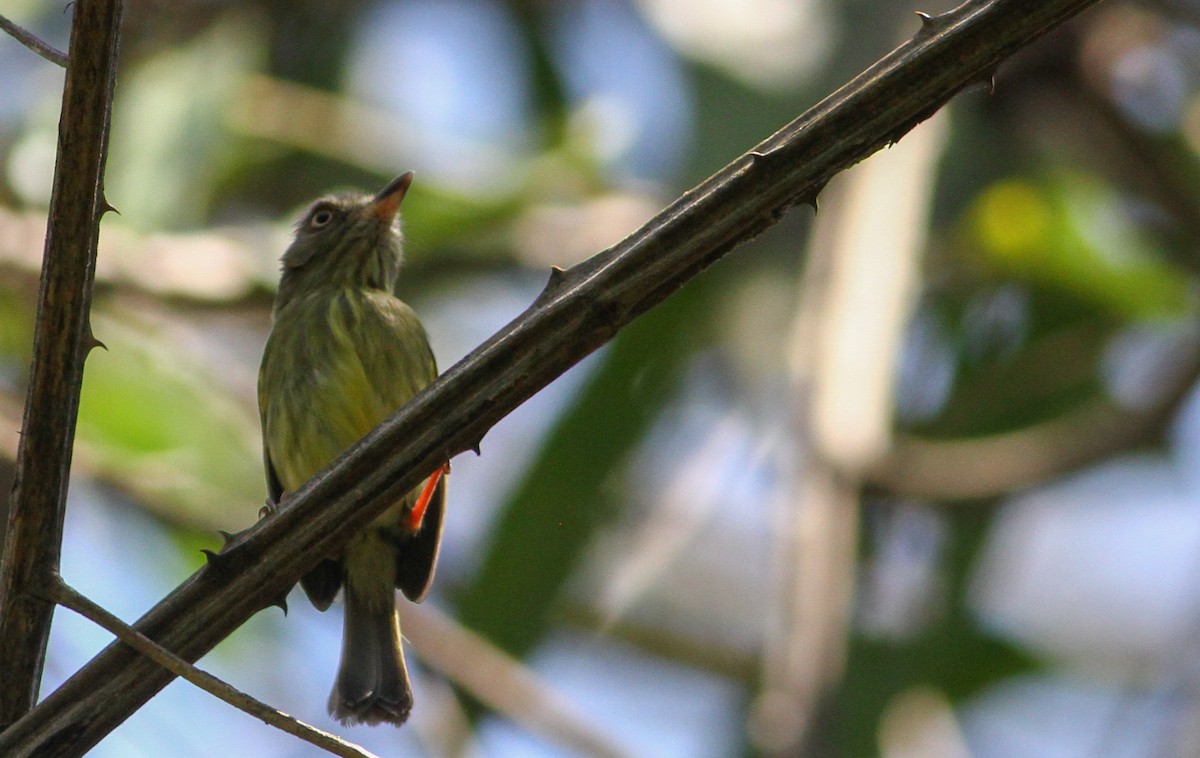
left=329, top=587, right=412, bottom=726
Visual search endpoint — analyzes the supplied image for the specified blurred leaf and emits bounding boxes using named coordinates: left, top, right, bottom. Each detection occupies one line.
left=914, top=172, right=1198, bottom=437
left=970, top=175, right=1190, bottom=320
left=454, top=273, right=715, bottom=660
left=0, top=276, right=35, bottom=382
left=106, top=13, right=264, bottom=231
left=76, top=309, right=262, bottom=531
left=838, top=630, right=1032, bottom=757
left=835, top=509, right=1037, bottom=758
left=920, top=316, right=1110, bottom=437
left=402, top=181, right=524, bottom=262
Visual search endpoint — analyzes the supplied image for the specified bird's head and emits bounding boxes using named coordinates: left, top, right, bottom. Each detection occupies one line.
left=275, top=172, right=413, bottom=309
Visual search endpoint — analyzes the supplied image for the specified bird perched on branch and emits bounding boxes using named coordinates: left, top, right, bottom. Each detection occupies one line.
left=258, top=172, right=447, bottom=726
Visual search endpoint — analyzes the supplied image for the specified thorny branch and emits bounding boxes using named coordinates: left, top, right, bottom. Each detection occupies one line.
left=0, top=0, right=121, bottom=730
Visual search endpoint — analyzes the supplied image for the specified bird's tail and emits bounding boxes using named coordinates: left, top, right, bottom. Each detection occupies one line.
left=328, top=585, right=412, bottom=726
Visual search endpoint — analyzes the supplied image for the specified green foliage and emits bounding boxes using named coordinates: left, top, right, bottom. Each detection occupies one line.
left=0, top=280, right=35, bottom=373
left=106, top=16, right=264, bottom=231
left=969, top=175, right=1190, bottom=320
left=837, top=509, right=1037, bottom=757
left=75, top=312, right=262, bottom=530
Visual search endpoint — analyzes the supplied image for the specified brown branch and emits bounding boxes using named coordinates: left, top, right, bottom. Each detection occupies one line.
left=0, top=0, right=1103, bottom=754
left=0, top=13, right=68, bottom=67
left=868, top=324, right=1200, bottom=501
left=48, top=580, right=379, bottom=758
left=868, top=392, right=1192, bottom=500
left=0, top=0, right=122, bottom=728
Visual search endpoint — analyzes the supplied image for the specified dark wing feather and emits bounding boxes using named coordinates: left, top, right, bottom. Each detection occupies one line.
left=265, top=453, right=284, bottom=506
left=395, top=478, right=446, bottom=602
left=301, top=559, right=344, bottom=611
left=266, top=449, right=343, bottom=611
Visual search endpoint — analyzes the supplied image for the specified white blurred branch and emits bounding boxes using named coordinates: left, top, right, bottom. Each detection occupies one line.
left=754, top=112, right=950, bottom=754
left=402, top=604, right=635, bottom=758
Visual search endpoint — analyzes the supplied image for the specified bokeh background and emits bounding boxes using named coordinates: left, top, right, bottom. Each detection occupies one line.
left=3, top=0, right=1200, bottom=756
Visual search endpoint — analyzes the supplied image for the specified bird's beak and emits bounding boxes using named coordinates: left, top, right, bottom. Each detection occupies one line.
left=368, top=171, right=414, bottom=222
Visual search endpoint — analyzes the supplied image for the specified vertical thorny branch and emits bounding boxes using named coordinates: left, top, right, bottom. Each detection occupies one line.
left=0, top=0, right=123, bottom=729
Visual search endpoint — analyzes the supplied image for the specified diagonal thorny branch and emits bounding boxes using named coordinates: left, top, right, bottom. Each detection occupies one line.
left=0, top=0, right=1103, bottom=754
left=0, top=0, right=121, bottom=730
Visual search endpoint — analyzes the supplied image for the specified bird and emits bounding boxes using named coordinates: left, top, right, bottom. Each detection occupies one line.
left=257, top=171, right=446, bottom=726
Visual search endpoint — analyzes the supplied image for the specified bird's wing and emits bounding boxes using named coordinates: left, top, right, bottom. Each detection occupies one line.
left=259, top=305, right=348, bottom=612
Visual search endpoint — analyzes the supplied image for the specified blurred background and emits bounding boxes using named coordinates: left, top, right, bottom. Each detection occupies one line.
left=2, top=0, right=1199, bottom=755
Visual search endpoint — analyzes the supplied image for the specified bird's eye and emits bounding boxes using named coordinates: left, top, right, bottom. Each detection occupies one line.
left=310, top=208, right=335, bottom=228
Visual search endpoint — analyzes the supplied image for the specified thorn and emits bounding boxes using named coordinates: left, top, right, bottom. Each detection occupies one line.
left=204, top=528, right=250, bottom=570
left=748, top=147, right=784, bottom=166
left=913, top=10, right=951, bottom=37
left=83, top=326, right=106, bottom=353
left=534, top=266, right=568, bottom=306
left=802, top=179, right=827, bottom=214
left=978, top=66, right=999, bottom=94
left=470, top=441, right=482, bottom=456
left=98, top=197, right=120, bottom=216
left=259, top=498, right=278, bottom=520
left=201, top=547, right=230, bottom=570
left=270, top=594, right=289, bottom=615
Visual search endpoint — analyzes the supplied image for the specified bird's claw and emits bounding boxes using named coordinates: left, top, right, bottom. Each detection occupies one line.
left=259, top=497, right=278, bottom=520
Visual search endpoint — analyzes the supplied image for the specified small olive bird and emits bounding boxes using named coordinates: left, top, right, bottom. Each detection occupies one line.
left=258, top=172, right=446, bottom=726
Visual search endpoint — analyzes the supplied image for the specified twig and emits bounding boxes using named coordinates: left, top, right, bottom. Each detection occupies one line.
left=868, top=310, right=1200, bottom=501
left=0, top=13, right=67, bottom=67
left=868, top=393, right=1195, bottom=500
left=0, top=0, right=1104, bottom=754
left=0, top=0, right=122, bottom=729
left=48, top=580, right=378, bottom=758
